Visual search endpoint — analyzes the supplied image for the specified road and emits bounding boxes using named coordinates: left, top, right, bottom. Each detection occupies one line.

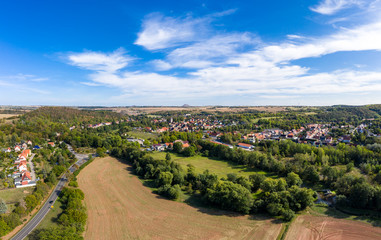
left=11, top=144, right=90, bottom=240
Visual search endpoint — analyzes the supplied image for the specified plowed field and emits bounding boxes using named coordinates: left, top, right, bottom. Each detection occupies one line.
left=78, top=157, right=282, bottom=240
left=285, top=215, right=381, bottom=240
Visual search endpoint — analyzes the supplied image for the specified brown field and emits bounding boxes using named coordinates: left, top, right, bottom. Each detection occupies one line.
left=78, top=157, right=283, bottom=240
left=285, top=215, right=381, bottom=240
left=0, top=114, right=19, bottom=119
left=94, top=106, right=286, bottom=115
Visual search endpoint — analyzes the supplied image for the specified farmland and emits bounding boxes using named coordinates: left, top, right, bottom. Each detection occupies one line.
left=0, top=114, right=19, bottom=119
left=149, top=152, right=274, bottom=178
left=285, top=214, right=381, bottom=240
left=78, top=157, right=283, bottom=240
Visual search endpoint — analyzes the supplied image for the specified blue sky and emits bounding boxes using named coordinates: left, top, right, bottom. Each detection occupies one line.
left=1, top=0, right=381, bottom=106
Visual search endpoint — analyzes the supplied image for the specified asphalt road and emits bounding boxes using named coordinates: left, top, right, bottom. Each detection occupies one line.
left=11, top=145, right=89, bottom=240
left=11, top=176, right=67, bottom=240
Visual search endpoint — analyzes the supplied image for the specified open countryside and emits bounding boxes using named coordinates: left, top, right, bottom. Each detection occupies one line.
left=78, top=157, right=283, bottom=240
left=79, top=156, right=381, bottom=240
left=2, top=0, right=381, bottom=238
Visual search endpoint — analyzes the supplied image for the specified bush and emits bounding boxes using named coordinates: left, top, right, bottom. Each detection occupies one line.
left=69, top=181, right=79, bottom=188
left=281, top=209, right=295, bottom=221
left=157, top=184, right=181, bottom=200
left=336, top=194, right=349, bottom=207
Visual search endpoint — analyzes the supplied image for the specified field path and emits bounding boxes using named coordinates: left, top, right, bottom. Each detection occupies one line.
left=78, top=157, right=282, bottom=240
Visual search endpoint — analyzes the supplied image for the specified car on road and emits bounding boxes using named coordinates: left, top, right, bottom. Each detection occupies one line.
left=49, top=200, right=53, bottom=204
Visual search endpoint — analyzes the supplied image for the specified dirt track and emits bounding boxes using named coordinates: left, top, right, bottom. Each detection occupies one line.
left=77, top=157, right=282, bottom=240
left=285, top=215, right=381, bottom=240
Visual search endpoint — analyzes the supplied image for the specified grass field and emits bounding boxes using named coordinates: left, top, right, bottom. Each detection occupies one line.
left=149, top=152, right=275, bottom=179
left=31, top=200, right=63, bottom=232
left=0, top=187, right=34, bottom=204
left=78, top=157, right=283, bottom=240
left=126, top=130, right=158, bottom=140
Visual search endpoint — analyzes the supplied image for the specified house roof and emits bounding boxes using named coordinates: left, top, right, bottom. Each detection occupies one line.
left=22, top=172, right=31, bottom=181
left=237, top=143, right=253, bottom=148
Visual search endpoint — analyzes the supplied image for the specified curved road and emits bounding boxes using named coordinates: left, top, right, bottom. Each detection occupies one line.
left=11, top=145, right=90, bottom=240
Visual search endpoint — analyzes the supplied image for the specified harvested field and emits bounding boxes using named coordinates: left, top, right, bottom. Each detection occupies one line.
left=285, top=215, right=381, bottom=240
left=0, top=114, right=19, bottom=119
left=78, top=157, right=282, bottom=240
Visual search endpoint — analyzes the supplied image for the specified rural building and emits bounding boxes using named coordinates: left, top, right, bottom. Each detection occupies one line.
left=237, top=143, right=254, bottom=150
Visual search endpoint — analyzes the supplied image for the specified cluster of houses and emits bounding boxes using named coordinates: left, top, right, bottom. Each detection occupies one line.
left=149, top=139, right=255, bottom=152
left=88, top=122, right=112, bottom=129
left=145, top=116, right=225, bottom=133
left=2, top=141, right=37, bottom=188
left=131, top=114, right=381, bottom=152
left=86, top=119, right=128, bottom=129
left=13, top=148, right=35, bottom=188
left=151, top=140, right=190, bottom=151
left=166, top=117, right=225, bottom=132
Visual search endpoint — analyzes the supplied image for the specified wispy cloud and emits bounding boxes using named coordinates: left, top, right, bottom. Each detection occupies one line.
left=134, top=13, right=205, bottom=50
left=0, top=74, right=49, bottom=82
left=310, top=0, right=365, bottom=15
left=0, top=74, right=51, bottom=94
left=134, top=10, right=238, bottom=51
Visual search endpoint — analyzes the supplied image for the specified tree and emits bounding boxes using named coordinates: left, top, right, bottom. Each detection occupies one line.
left=0, top=219, right=10, bottom=237
left=25, top=195, right=38, bottom=211
left=249, top=174, right=266, bottom=192
left=205, top=180, right=254, bottom=214
left=156, top=172, right=173, bottom=186
left=286, top=172, right=303, bottom=187
left=173, top=142, right=183, bottom=153
left=165, top=152, right=171, bottom=161
left=346, top=162, right=354, bottom=173
left=281, top=209, right=295, bottom=221
left=0, top=199, right=7, bottom=214
left=31, top=226, right=82, bottom=240
left=303, top=166, right=320, bottom=184
left=349, top=182, right=374, bottom=209
left=267, top=203, right=283, bottom=216
left=96, top=147, right=106, bottom=157
left=183, top=146, right=196, bottom=157
left=4, top=213, right=21, bottom=229
left=158, top=184, right=181, bottom=200
left=260, top=178, right=278, bottom=193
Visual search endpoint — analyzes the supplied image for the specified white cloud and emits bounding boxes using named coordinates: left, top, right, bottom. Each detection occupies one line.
left=67, top=11, right=381, bottom=105
left=67, top=48, right=131, bottom=72
left=310, top=0, right=365, bottom=15
left=164, top=33, right=259, bottom=69
left=134, top=10, right=238, bottom=51
left=134, top=13, right=204, bottom=50
left=255, top=20, right=381, bottom=63
left=150, top=59, right=173, bottom=71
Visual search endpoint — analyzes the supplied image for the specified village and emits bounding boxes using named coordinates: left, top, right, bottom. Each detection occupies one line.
left=125, top=114, right=381, bottom=153
left=1, top=141, right=56, bottom=189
